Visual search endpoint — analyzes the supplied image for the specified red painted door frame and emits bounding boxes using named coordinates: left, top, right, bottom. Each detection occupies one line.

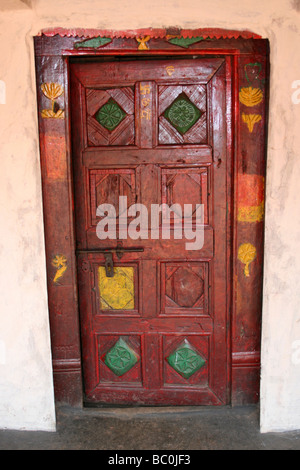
left=34, top=28, right=269, bottom=407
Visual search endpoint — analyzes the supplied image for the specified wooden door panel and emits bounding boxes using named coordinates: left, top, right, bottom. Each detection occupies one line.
left=78, top=255, right=142, bottom=317
left=88, top=165, right=210, bottom=231
left=82, top=332, right=224, bottom=405
left=82, top=231, right=214, bottom=257
left=161, top=261, right=209, bottom=316
left=158, top=84, right=207, bottom=145
left=97, top=334, right=142, bottom=384
left=161, top=167, right=210, bottom=225
left=89, top=168, right=139, bottom=227
left=82, top=147, right=213, bottom=167
left=71, top=57, right=230, bottom=405
left=86, top=87, right=135, bottom=146
left=93, top=316, right=214, bottom=335
left=162, top=335, right=209, bottom=387
left=136, top=81, right=157, bottom=148
left=72, top=58, right=225, bottom=89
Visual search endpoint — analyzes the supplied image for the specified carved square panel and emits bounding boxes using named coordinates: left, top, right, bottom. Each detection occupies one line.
left=95, top=98, right=126, bottom=131
left=164, top=93, right=203, bottom=135
left=104, top=337, right=138, bottom=375
left=167, top=339, right=206, bottom=378
left=160, top=262, right=209, bottom=315
left=161, top=167, right=209, bottom=225
left=86, top=87, right=135, bottom=146
left=97, top=335, right=142, bottom=384
left=163, top=335, right=209, bottom=386
left=89, top=168, right=139, bottom=227
left=158, top=85, right=207, bottom=145
left=95, top=263, right=140, bottom=314
left=98, top=266, right=134, bottom=310
left=82, top=257, right=140, bottom=317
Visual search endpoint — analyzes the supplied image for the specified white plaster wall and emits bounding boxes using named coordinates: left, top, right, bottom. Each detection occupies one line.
left=0, top=0, right=299, bottom=432
left=0, top=2, right=56, bottom=431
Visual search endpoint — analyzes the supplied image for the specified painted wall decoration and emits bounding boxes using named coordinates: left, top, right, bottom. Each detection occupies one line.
left=239, top=86, right=263, bottom=107
left=136, top=36, right=151, bottom=50
left=41, top=83, right=65, bottom=119
left=166, top=36, right=206, bottom=48
left=237, top=174, right=265, bottom=223
left=165, top=65, right=175, bottom=76
left=238, top=243, right=257, bottom=277
left=239, top=62, right=263, bottom=133
left=241, top=113, right=262, bottom=133
left=74, top=37, right=112, bottom=49
left=52, top=254, right=67, bottom=283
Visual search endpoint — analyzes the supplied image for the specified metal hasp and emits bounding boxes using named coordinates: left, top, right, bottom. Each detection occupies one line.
left=76, top=247, right=144, bottom=277
left=104, top=252, right=114, bottom=277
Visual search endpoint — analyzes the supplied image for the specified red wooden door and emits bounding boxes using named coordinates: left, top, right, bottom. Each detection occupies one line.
left=71, top=57, right=231, bottom=405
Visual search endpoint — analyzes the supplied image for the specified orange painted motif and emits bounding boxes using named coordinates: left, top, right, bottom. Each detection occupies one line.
left=242, top=113, right=262, bottom=133
left=136, top=36, right=151, bottom=50
left=52, top=254, right=67, bottom=283
left=237, top=174, right=264, bottom=222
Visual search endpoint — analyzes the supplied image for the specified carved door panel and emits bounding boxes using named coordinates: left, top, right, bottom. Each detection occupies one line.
left=71, top=57, right=231, bottom=405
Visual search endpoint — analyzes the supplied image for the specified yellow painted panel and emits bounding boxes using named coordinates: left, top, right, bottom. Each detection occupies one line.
left=237, top=201, right=264, bottom=223
left=98, top=266, right=134, bottom=310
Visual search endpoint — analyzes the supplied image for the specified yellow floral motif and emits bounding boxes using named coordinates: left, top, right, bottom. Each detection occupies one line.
left=41, top=83, right=64, bottom=101
left=41, top=109, right=65, bottom=119
left=52, top=254, right=67, bottom=283
left=98, top=267, right=134, bottom=310
left=136, top=36, right=151, bottom=50
left=242, top=113, right=262, bottom=133
left=238, top=243, right=257, bottom=277
left=239, top=86, right=263, bottom=107
left=41, top=82, right=65, bottom=119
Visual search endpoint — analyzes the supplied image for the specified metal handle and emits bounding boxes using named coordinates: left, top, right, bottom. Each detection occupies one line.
left=104, top=252, right=114, bottom=277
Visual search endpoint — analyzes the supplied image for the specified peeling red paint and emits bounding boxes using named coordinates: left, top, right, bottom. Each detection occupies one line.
left=39, top=27, right=262, bottom=40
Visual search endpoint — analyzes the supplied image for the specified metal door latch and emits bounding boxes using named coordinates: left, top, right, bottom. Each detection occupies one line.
left=104, top=252, right=114, bottom=277
left=76, top=247, right=144, bottom=277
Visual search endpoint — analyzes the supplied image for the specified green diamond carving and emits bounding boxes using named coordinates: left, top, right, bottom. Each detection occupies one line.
left=167, top=340, right=206, bottom=379
left=164, top=93, right=202, bottom=135
left=95, top=98, right=126, bottom=131
left=104, top=338, right=138, bottom=376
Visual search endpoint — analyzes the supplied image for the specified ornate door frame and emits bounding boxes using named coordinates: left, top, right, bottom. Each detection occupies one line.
left=34, top=28, right=269, bottom=407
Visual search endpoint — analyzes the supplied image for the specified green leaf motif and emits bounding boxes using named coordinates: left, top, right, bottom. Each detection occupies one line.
left=167, top=36, right=205, bottom=48
left=74, top=37, right=112, bottom=49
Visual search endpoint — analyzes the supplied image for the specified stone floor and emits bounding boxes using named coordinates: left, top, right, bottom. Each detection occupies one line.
left=0, top=404, right=300, bottom=450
